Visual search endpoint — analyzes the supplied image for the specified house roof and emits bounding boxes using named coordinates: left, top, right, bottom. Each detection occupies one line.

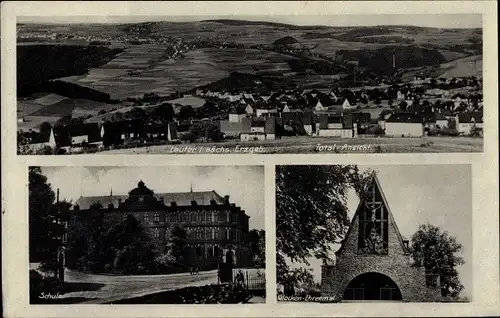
left=229, top=106, right=246, bottom=115
left=74, top=190, right=225, bottom=210
left=457, top=111, right=483, bottom=123
left=386, top=112, right=423, bottom=124
left=435, top=113, right=447, bottom=121
left=251, top=119, right=266, bottom=127
left=220, top=120, right=251, bottom=134
left=53, top=123, right=101, bottom=146
left=103, top=119, right=143, bottom=134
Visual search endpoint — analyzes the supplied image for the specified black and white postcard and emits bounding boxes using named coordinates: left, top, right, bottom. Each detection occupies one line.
left=1, top=1, right=499, bottom=318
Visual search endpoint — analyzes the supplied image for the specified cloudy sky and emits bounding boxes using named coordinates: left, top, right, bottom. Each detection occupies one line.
left=289, top=164, right=472, bottom=298
left=41, top=166, right=265, bottom=230
left=18, top=14, right=482, bottom=29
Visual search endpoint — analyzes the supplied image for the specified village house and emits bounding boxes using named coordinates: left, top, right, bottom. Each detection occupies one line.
left=228, top=106, right=247, bottom=123
left=102, top=119, right=144, bottom=147
left=321, top=173, right=443, bottom=301
left=377, top=110, right=394, bottom=130
left=25, top=128, right=56, bottom=152
left=53, top=123, right=103, bottom=152
left=245, top=104, right=255, bottom=116
left=349, top=112, right=372, bottom=130
left=255, top=105, right=278, bottom=118
left=435, top=113, right=449, bottom=129
left=453, top=94, right=469, bottom=110
left=384, top=113, right=424, bottom=137
left=315, top=113, right=356, bottom=138
left=301, top=111, right=316, bottom=136
left=423, top=113, right=437, bottom=131
left=240, top=117, right=277, bottom=141
left=143, top=122, right=178, bottom=141
left=456, top=111, right=483, bottom=136
left=220, top=117, right=251, bottom=139
left=315, top=100, right=327, bottom=112
left=342, top=98, right=356, bottom=110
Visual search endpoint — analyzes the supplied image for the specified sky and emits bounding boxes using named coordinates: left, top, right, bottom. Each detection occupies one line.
left=289, top=164, right=472, bottom=298
left=41, top=166, right=265, bottom=230
left=18, top=14, right=482, bottom=29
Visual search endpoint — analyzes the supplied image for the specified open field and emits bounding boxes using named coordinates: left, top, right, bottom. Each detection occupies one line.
left=54, top=46, right=297, bottom=99
left=18, top=22, right=481, bottom=97
left=438, top=55, right=482, bottom=78
left=18, top=115, right=60, bottom=132
left=98, top=136, right=483, bottom=154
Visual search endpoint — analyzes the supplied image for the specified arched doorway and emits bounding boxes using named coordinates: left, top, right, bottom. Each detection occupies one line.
left=343, top=272, right=402, bottom=301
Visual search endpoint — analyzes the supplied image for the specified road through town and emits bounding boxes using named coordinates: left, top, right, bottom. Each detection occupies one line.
left=63, top=268, right=219, bottom=304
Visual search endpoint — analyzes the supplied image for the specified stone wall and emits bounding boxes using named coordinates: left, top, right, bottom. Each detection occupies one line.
left=321, top=209, right=441, bottom=302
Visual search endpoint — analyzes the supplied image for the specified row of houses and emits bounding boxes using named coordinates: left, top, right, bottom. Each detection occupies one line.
left=25, top=121, right=179, bottom=153
left=221, top=105, right=484, bottom=140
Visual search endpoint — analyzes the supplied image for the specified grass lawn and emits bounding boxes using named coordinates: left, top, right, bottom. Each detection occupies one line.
left=99, top=136, right=483, bottom=154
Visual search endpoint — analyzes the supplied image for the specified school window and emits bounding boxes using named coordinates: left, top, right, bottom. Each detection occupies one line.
left=358, top=182, right=388, bottom=254
left=211, top=228, right=216, bottom=239
left=226, top=211, right=230, bottom=223
left=153, top=228, right=159, bottom=239
left=143, top=213, right=149, bottom=223
left=211, top=211, right=215, bottom=222
left=154, top=212, right=160, bottom=223
left=122, top=214, right=128, bottom=221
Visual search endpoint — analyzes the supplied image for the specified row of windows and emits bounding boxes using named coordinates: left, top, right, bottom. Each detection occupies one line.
left=148, top=227, right=245, bottom=242
left=104, top=211, right=247, bottom=226
left=184, top=227, right=243, bottom=241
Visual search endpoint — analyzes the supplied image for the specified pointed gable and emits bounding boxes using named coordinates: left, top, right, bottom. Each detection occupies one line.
left=336, top=173, right=409, bottom=257
left=315, top=100, right=325, bottom=111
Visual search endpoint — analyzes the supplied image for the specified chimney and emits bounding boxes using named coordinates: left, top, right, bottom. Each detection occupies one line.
left=210, top=199, right=217, bottom=206
left=56, top=188, right=60, bottom=203
left=118, top=198, right=122, bottom=206
left=224, top=195, right=230, bottom=205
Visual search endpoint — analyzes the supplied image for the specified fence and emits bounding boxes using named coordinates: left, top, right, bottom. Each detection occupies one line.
left=231, top=269, right=266, bottom=294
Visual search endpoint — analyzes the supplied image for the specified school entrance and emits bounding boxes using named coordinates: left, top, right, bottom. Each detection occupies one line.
left=343, top=272, right=403, bottom=301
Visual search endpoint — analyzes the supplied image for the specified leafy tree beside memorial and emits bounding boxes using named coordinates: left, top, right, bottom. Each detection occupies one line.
left=410, top=223, right=465, bottom=298
left=276, top=165, right=371, bottom=286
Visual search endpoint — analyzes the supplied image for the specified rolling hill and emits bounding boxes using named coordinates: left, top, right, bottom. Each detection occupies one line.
left=17, top=20, right=482, bottom=120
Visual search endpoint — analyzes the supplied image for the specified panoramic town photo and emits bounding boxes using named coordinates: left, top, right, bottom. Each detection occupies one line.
left=276, top=165, right=471, bottom=302
left=29, top=166, right=266, bottom=304
left=17, top=14, right=483, bottom=154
